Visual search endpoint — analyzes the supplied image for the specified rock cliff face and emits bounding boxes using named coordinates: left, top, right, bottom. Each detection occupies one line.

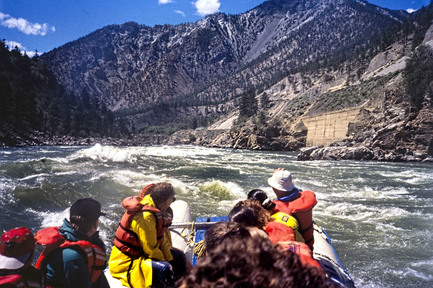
left=169, top=26, right=433, bottom=162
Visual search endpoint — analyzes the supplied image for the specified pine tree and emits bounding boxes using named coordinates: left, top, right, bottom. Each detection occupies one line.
left=239, top=89, right=258, bottom=118
left=403, top=45, right=433, bottom=110
left=260, top=92, right=270, bottom=110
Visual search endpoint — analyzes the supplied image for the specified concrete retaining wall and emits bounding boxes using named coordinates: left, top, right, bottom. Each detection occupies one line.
left=302, top=108, right=360, bottom=147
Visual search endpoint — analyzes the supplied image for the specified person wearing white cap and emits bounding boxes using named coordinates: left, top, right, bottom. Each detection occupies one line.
left=0, top=227, right=43, bottom=287
left=267, top=168, right=317, bottom=249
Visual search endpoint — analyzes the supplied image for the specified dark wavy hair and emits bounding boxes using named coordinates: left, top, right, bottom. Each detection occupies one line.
left=232, top=199, right=273, bottom=228
left=178, top=235, right=334, bottom=288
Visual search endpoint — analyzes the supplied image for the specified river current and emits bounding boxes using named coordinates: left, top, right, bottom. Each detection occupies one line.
left=0, top=144, right=432, bottom=287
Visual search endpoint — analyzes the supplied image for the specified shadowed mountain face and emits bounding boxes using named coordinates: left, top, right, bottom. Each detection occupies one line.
left=40, top=0, right=405, bottom=117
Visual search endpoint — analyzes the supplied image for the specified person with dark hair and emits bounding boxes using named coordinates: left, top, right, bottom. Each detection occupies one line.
left=267, top=168, right=318, bottom=249
left=247, top=188, right=276, bottom=211
left=232, top=196, right=323, bottom=272
left=35, top=198, right=108, bottom=288
left=204, top=222, right=260, bottom=255
left=109, top=182, right=187, bottom=288
left=231, top=199, right=273, bottom=229
left=178, top=230, right=335, bottom=288
left=0, top=227, right=43, bottom=288
left=228, top=205, right=259, bottom=227
left=247, top=188, right=303, bottom=242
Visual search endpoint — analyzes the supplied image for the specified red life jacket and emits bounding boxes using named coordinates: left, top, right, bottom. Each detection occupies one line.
left=273, top=190, right=317, bottom=249
left=34, top=227, right=106, bottom=284
left=113, top=184, right=173, bottom=258
left=265, top=221, right=323, bottom=273
left=0, top=274, right=42, bottom=288
left=278, top=241, right=323, bottom=273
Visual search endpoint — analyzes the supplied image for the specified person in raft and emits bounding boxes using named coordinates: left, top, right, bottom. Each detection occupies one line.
left=267, top=168, right=317, bottom=249
left=0, top=227, right=44, bottom=288
left=109, top=182, right=188, bottom=288
left=179, top=225, right=333, bottom=288
left=35, top=198, right=109, bottom=288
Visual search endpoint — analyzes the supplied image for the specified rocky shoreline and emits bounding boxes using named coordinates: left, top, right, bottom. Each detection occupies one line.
left=2, top=132, right=433, bottom=163
left=297, top=145, right=433, bottom=162
left=2, top=105, right=433, bottom=163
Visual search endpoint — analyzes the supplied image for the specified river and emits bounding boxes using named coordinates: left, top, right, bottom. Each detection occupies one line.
left=0, top=144, right=432, bottom=287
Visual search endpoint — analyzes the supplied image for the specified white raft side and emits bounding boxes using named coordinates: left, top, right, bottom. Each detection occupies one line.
left=105, top=200, right=193, bottom=288
left=170, top=200, right=194, bottom=260
left=312, top=223, right=341, bottom=265
left=312, top=223, right=354, bottom=287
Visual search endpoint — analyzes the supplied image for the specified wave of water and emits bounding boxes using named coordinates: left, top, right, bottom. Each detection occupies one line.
left=1, top=145, right=432, bottom=287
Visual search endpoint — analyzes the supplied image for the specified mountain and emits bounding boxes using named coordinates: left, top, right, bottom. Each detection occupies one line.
left=6, top=0, right=433, bottom=161
left=40, top=0, right=405, bottom=128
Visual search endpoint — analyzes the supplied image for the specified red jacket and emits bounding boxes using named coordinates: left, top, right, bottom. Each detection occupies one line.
left=273, top=190, right=317, bottom=249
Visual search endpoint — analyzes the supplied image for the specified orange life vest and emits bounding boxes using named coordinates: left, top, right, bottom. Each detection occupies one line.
left=113, top=184, right=173, bottom=258
left=273, top=190, right=317, bottom=249
left=34, top=227, right=106, bottom=284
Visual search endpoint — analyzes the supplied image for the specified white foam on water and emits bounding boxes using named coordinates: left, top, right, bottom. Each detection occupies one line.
left=0, top=176, right=19, bottom=205
left=317, top=202, right=375, bottom=221
left=37, top=208, right=69, bottom=228
left=48, top=157, right=70, bottom=164
left=0, top=178, right=15, bottom=193
left=54, top=171, right=77, bottom=176
left=402, top=268, right=433, bottom=282
left=378, top=169, right=433, bottom=185
left=410, top=258, right=433, bottom=269
left=322, top=185, right=411, bottom=201
left=144, top=145, right=222, bottom=158
left=68, top=144, right=143, bottom=163
left=107, top=169, right=147, bottom=188
left=20, top=173, right=50, bottom=181
left=298, top=178, right=329, bottom=188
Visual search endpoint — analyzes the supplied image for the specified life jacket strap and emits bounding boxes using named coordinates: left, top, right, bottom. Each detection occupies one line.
left=114, top=236, right=143, bottom=256
left=298, top=220, right=314, bottom=234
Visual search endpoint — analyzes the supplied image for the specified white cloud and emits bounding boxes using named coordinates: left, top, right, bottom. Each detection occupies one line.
left=0, top=12, right=55, bottom=36
left=5, top=40, right=37, bottom=57
left=5, top=40, right=25, bottom=50
left=194, top=0, right=220, bottom=16
left=158, top=0, right=174, bottom=4
left=406, top=8, right=416, bottom=13
left=174, top=10, right=186, bottom=17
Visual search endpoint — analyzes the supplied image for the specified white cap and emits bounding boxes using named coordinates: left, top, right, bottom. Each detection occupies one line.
left=267, top=170, right=295, bottom=192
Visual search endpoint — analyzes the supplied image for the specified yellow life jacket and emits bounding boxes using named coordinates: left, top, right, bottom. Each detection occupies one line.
left=271, top=211, right=304, bottom=242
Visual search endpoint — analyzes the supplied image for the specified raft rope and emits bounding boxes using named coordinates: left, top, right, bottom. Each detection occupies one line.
left=169, top=221, right=207, bottom=259
left=193, top=240, right=206, bottom=259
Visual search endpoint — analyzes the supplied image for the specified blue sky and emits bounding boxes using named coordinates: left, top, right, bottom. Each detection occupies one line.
left=0, top=0, right=431, bottom=57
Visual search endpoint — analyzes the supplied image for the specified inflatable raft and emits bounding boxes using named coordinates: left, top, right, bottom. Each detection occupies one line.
left=106, top=200, right=355, bottom=288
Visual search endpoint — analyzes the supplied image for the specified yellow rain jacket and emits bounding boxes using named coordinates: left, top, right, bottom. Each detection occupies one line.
left=108, top=195, right=173, bottom=288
